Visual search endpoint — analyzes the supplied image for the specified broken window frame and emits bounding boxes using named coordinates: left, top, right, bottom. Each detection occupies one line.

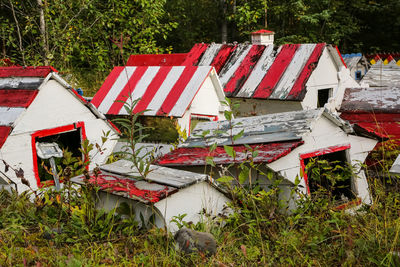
left=299, top=143, right=355, bottom=194
left=31, top=122, right=86, bottom=188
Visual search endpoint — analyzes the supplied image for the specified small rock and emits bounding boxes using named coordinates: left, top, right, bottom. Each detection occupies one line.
left=174, top=227, right=217, bottom=256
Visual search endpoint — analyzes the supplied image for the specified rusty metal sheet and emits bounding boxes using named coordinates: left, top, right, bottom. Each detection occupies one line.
left=158, top=141, right=304, bottom=166
left=100, top=159, right=208, bottom=188
left=70, top=170, right=178, bottom=203
left=0, top=77, right=43, bottom=90
left=340, top=87, right=400, bottom=113
left=0, top=107, right=25, bottom=126
left=361, top=61, right=400, bottom=87
left=182, top=109, right=323, bottom=147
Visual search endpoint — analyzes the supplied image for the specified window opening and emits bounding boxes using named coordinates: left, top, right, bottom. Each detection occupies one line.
left=35, top=129, right=82, bottom=184
left=304, top=149, right=356, bottom=203
left=190, top=115, right=214, bottom=133
left=317, top=88, right=331, bottom=108
left=355, top=70, right=362, bottom=80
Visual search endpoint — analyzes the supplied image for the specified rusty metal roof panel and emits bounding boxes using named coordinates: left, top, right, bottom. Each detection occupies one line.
left=100, top=159, right=208, bottom=188
left=340, top=87, right=400, bottom=113
left=91, top=66, right=213, bottom=117
left=157, top=141, right=304, bottom=166
left=181, top=109, right=323, bottom=148
left=70, top=170, right=178, bottom=203
left=361, top=60, right=400, bottom=87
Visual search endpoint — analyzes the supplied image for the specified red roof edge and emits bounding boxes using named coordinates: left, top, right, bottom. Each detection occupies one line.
left=0, top=66, right=58, bottom=78
left=335, top=46, right=347, bottom=68
left=126, top=53, right=188, bottom=66
left=0, top=126, right=12, bottom=149
left=252, top=29, right=275, bottom=34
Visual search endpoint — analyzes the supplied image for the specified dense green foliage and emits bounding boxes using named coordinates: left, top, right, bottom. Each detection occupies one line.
left=1, top=0, right=399, bottom=94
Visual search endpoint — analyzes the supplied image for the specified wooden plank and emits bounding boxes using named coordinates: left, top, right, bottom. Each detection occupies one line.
left=219, top=44, right=252, bottom=91
left=252, top=44, right=299, bottom=99
left=96, top=67, right=135, bottom=113
left=0, top=66, right=55, bottom=78
left=0, top=77, right=43, bottom=90
left=169, top=66, right=211, bottom=117
left=269, top=44, right=316, bottom=99
left=91, top=67, right=124, bottom=107
left=144, top=67, right=185, bottom=116
left=287, top=43, right=325, bottom=100
left=0, top=107, right=25, bottom=126
left=210, top=44, right=237, bottom=74
left=156, top=66, right=198, bottom=116
left=236, top=45, right=274, bottom=98
left=182, top=43, right=209, bottom=66
left=223, top=45, right=266, bottom=96
left=198, top=43, right=223, bottom=66
left=0, top=90, right=38, bottom=107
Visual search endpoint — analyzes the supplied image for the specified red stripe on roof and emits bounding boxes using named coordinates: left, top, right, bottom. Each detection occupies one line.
left=211, top=44, right=237, bottom=74
left=252, top=44, right=299, bottom=99
left=156, top=66, right=198, bottom=116
left=107, top=67, right=148, bottom=114
left=132, top=66, right=172, bottom=114
left=356, top=122, right=400, bottom=140
left=286, top=43, right=325, bottom=100
left=340, top=113, right=400, bottom=123
left=0, top=126, right=11, bottom=149
left=223, top=45, right=266, bottom=95
left=335, top=46, right=347, bottom=68
left=0, top=90, right=38, bottom=107
left=126, top=53, right=187, bottom=66
left=91, top=67, right=124, bottom=107
left=157, top=141, right=304, bottom=166
left=0, top=66, right=56, bottom=77
left=182, top=43, right=209, bottom=66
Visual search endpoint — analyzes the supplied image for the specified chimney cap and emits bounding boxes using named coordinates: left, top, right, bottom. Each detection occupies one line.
left=252, top=29, right=275, bottom=35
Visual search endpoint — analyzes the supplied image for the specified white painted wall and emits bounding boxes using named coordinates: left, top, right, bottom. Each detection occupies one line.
left=155, top=182, right=230, bottom=232
left=0, top=78, right=118, bottom=192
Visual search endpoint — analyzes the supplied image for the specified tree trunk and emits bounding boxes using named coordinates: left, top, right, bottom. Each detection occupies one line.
left=221, top=0, right=227, bottom=43
left=37, top=0, right=49, bottom=65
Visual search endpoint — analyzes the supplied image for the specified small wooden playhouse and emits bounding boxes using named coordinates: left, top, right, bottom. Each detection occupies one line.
left=0, top=66, right=119, bottom=192
left=158, top=108, right=379, bottom=208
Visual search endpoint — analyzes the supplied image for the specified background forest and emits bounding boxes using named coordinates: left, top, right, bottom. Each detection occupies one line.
left=1, top=0, right=400, bottom=93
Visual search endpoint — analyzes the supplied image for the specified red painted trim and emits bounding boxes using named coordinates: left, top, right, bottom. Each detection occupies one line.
left=126, top=53, right=187, bottom=66
left=286, top=43, right=325, bottom=100
left=182, top=43, right=209, bottom=66
left=252, top=29, right=274, bottom=34
left=156, top=66, right=198, bottom=116
left=0, top=126, right=11, bottom=149
left=188, top=113, right=218, bottom=136
left=107, top=120, right=121, bottom=135
left=252, top=44, right=300, bottom=99
left=335, top=46, right=347, bottom=68
left=223, top=45, right=266, bottom=95
left=31, top=122, right=86, bottom=188
left=211, top=44, right=237, bottom=74
left=70, top=89, right=88, bottom=104
left=333, top=198, right=361, bottom=211
left=340, top=112, right=400, bottom=123
left=91, top=67, right=124, bottom=107
left=107, top=67, right=148, bottom=114
left=132, top=66, right=172, bottom=114
left=299, top=144, right=351, bottom=194
left=0, top=90, right=38, bottom=107
left=0, top=66, right=56, bottom=78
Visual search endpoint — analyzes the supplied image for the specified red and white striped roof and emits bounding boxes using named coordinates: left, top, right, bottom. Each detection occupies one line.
left=188, top=42, right=342, bottom=100
left=91, top=65, right=214, bottom=117
left=0, top=66, right=55, bottom=149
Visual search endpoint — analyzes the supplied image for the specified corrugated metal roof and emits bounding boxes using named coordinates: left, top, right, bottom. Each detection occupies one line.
left=361, top=60, right=400, bottom=87
left=0, top=66, right=56, bottom=149
left=157, top=141, right=303, bottom=166
left=192, top=42, right=328, bottom=100
left=91, top=66, right=213, bottom=117
left=181, top=109, right=323, bottom=148
left=340, top=87, right=400, bottom=113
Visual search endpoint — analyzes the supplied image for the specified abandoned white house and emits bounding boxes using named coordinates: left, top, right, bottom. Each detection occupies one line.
left=91, top=64, right=228, bottom=136
left=0, top=66, right=119, bottom=192
left=158, top=108, right=379, bottom=208
left=183, top=30, right=359, bottom=116
left=71, top=159, right=230, bottom=232
left=360, top=58, right=400, bottom=87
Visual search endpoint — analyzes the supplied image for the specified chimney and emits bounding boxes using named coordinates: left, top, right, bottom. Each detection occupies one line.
left=251, top=29, right=275, bottom=45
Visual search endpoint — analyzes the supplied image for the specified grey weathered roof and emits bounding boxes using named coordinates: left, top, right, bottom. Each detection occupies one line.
left=182, top=109, right=352, bottom=148
left=361, top=60, right=400, bottom=87
left=340, top=87, right=400, bottom=113
left=343, top=56, right=362, bottom=70
left=100, top=159, right=208, bottom=188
